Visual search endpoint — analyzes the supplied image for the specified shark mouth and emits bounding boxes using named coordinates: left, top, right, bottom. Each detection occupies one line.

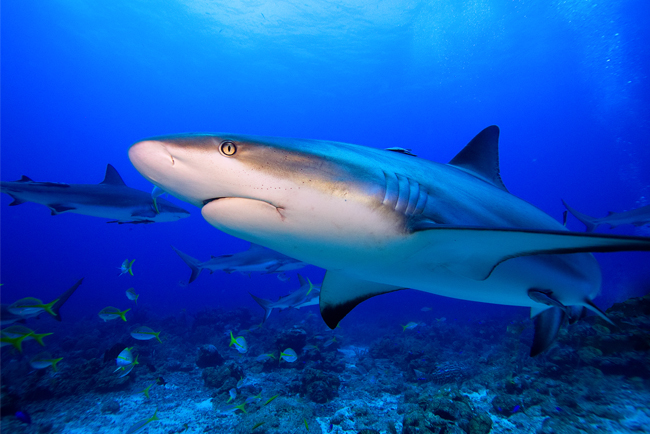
left=202, top=197, right=223, bottom=205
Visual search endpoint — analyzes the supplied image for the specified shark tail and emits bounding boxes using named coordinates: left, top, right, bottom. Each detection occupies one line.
left=530, top=306, right=566, bottom=356
left=249, top=293, right=274, bottom=323
left=171, top=246, right=202, bottom=283
left=562, top=199, right=599, bottom=232
left=51, top=278, right=84, bottom=321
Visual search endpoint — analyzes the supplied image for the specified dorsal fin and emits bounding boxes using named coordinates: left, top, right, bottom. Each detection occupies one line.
left=385, top=147, right=417, bottom=157
left=17, top=175, right=34, bottom=182
left=101, top=164, right=126, bottom=186
left=448, top=125, right=508, bottom=192
left=248, top=243, right=266, bottom=251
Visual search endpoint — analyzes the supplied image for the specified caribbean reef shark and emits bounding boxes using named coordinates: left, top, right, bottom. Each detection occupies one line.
left=1, top=278, right=84, bottom=327
left=563, top=199, right=650, bottom=233
left=129, top=126, right=650, bottom=356
left=250, top=275, right=320, bottom=323
left=0, top=164, right=190, bottom=224
left=171, top=243, right=307, bottom=283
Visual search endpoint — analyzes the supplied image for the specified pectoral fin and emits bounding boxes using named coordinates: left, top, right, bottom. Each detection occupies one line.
left=408, top=224, right=650, bottom=281
left=320, top=271, right=404, bottom=329
left=49, top=204, right=76, bottom=215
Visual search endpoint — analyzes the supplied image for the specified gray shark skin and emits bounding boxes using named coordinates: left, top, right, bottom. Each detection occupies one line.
left=171, top=243, right=307, bottom=283
left=1, top=278, right=84, bottom=327
left=250, top=275, right=320, bottom=323
left=0, top=164, right=190, bottom=224
left=563, top=199, right=650, bottom=233
left=129, top=126, right=650, bottom=356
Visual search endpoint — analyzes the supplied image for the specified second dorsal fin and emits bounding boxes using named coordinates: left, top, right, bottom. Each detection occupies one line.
left=448, top=125, right=508, bottom=192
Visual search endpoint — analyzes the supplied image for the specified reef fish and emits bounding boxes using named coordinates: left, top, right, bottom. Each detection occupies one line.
left=563, top=199, right=650, bottom=232
left=118, top=259, right=135, bottom=276
left=280, top=348, right=297, bottom=362
left=171, top=243, right=307, bottom=283
left=131, top=326, right=162, bottom=343
left=30, top=352, right=63, bottom=371
left=126, top=408, right=159, bottom=434
left=0, top=165, right=189, bottom=224
left=128, top=126, right=650, bottom=356
left=1, top=278, right=84, bottom=326
left=98, top=306, right=130, bottom=322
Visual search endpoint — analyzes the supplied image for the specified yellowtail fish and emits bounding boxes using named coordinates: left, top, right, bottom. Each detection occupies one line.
left=323, top=337, right=337, bottom=348
left=141, top=382, right=155, bottom=399
left=114, top=354, right=139, bottom=378
left=98, top=306, right=130, bottom=322
left=8, top=297, right=58, bottom=317
left=125, top=408, right=159, bottom=434
left=280, top=348, right=297, bottom=362
left=245, top=393, right=262, bottom=404
left=229, top=331, right=248, bottom=353
left=263, top=395, right=279, bottom=406
left=1, top=325, right=52, bottom=350
left=214, top=402, right=247, bottom=415
left=116, top=347, right=135, bottom=366
left=30, top=352, right=63, bottom=371
left=252, top=421, right=266, bottom=430
left=118, top=259, right=136, bottom=276
left=126, top=287, right=139, bottom=304
left=255, top=353, right=276, bottom=362
left=401, top=322, right=418, bottom=332
left=227, top=388, right=237, bottom=403
left=131, top=326, right=162, bottom=343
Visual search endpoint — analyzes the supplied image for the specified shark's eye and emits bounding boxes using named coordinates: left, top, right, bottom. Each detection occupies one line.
left=220, top=141, right=237, bottom=156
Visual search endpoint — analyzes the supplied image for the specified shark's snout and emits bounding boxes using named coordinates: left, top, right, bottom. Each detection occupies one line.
left=128, top=140, right=174, bottom=185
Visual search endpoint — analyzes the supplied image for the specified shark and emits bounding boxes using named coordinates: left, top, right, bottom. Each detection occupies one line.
left=171, top=243, right=307, bottom=283
left=0, top=164, right=190, bottom=224
left=1, top=278, right=84, bottom=327
left=563, top=199, right=650, bottom=233
left=128, top=126, right=650, bottom=355
left=249, top=275, right=320, bottom=323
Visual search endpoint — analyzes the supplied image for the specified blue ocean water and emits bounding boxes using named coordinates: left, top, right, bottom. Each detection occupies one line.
left=2, top=1, right=650, bottom=433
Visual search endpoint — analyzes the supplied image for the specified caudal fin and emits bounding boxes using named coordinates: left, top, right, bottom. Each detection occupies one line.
left=249, top=293, right=274, bottom=323
left=171, top=246, right=203, bottom=283
left=562, top=199, right=599, bottom=232
left=530, top=306, right=565, bottom=357
left=51, top=278, right=84, bottom=322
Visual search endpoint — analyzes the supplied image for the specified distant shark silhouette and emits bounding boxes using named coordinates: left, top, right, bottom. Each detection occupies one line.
left=171, top=244, right=307, bottom=283
left=0, top=164, right=190, bottom=224
left=250, top=275, right=320, bottom=323
left=563, top=199, right=650, bottom=233
left=129, top=126, right=650, bottom=356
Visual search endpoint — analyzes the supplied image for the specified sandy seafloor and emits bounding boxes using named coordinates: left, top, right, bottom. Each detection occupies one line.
left=2, top=293, right=649, bottom=434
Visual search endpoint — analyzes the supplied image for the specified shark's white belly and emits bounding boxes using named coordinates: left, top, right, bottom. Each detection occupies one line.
left=201, top=187, right=602, bottom=310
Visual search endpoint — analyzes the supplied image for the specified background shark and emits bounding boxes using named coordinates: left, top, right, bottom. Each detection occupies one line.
left=249, top=275, right=320, bottom=323
left=129, top=126, right=650, bottom=355
left=171, top=243, right=307, bottom=283
left=0, top=164, right=190, bottom=224
left=563, top=199, right=650, bottom=233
